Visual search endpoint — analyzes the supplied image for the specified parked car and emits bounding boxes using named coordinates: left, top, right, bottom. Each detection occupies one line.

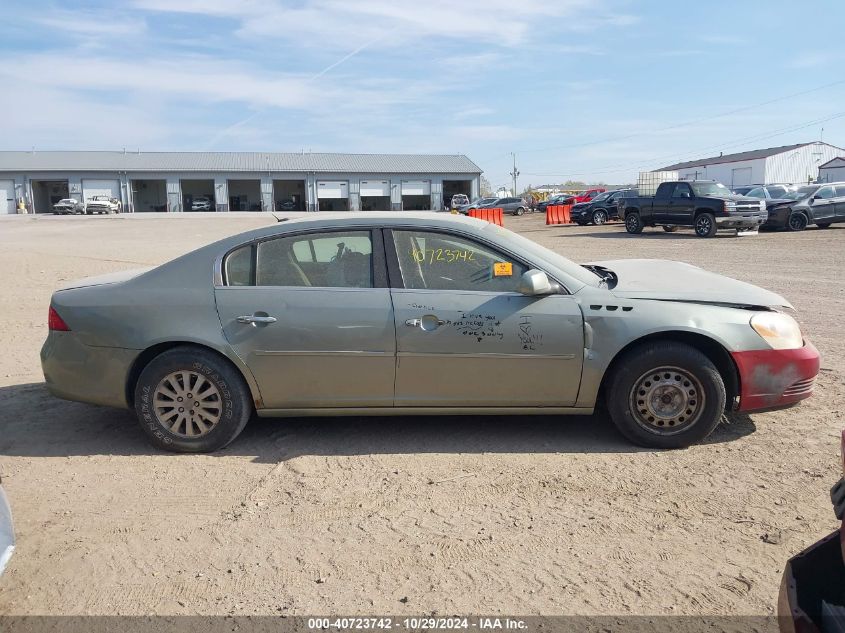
left=0, top=481, right=14, bottom=577
left=570, top=189, right=637, bottom=225
left=743, top=184, right=797, bottom=200
left=277, top=199, right=297, bottom=211
left=85, top=196, right=120, bottom=215
left=572, top=188, right=607, bottom=204
left=449, top=194, right=470, bottom=211
left=52, top=198, right=85, bottom=215
left=191, top=196, right=214, bottom=212
left=731, top=185, right=756, bottom=196
left=41, top=213, right=819, bottom=453
left=622, top=180, right=767, bottom=237
left=457, top=197, right=498, bottom=215
left=537, top=194, right=572, bottom=214
left=764, top=182, right=845, bottom=231
left=778, top=428, right=844, bottom=632
left=479, top=197, right=529, bottom=215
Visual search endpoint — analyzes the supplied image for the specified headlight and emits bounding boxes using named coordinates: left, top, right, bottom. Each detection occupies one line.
left=750, top=312, right=804, bottom=350
left=759, top=200, right=766, bottom=211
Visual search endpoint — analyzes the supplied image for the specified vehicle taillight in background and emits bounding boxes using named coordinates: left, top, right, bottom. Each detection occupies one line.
left=48, top=306, right=70, bottom=331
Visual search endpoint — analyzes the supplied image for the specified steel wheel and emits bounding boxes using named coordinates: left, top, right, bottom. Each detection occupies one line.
left=787, top=212, right=807, bottom=231
left=153, top=370, right=222, bottom=438
left=628, top=366, right=705, bottom=436
left=593, top=209, right=608, bottom=225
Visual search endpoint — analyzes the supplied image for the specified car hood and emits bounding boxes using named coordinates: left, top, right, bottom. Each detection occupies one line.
left=57, top=267, right=153, bottom=291
left=588, top=259, right=792, bottom=308
left=0, top=485, right=14, bottom=577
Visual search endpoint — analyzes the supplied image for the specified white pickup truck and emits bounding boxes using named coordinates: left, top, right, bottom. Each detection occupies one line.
left=85, top=195, right=120, bottom=215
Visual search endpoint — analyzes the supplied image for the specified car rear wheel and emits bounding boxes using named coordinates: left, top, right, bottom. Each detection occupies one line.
left=694, top=213, right=717, bottom=237
left=134, top=347, right=252, bottom=453
left=592, top=209, right=608, bottom=225
left=787, top=212, right=808, bottom=232
left=625, top=212, right=643, bottom=234
left=605, top=341, right=726, bottom=448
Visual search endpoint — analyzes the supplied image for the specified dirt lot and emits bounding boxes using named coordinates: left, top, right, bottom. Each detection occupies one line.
left=0, top=214, right=842, bottom=617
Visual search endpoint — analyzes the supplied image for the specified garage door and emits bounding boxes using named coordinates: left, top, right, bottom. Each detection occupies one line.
left=360, top=180, right=390, bottom=197
left=82, top=179, right=120, bottom=201
left=316, top=181, right=349, bottom=199
left=401, top=180, right=430, bottom=196
left=731, top=168, right=752, bottom=188
left=0, top=180, right=14, bottom=214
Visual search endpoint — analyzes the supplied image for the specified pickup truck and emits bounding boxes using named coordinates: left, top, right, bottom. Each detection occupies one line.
left=85, top=196, right=120, bottom=215
left=621, top=180, right=767, bottom=237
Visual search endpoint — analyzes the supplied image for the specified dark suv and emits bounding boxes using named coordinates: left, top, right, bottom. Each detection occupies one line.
left=570, top=189, right=637, bottom=225
left=764, top=182, right=845, bottom=230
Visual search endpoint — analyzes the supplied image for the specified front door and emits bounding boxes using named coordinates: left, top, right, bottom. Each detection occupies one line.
left=810, top=184, right=836, bottom=223
left=387, top=229, right=584, bottom=407
left=214, top=229, right=395, bottom=409
left=832, top=184, right=845, bottom=221
left=666, top=182, right=695, bottom=224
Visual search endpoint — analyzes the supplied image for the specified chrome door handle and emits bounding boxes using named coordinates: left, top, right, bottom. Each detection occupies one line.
left=405, top=318, right=422, bottom=327
left=237, top=315, right=277, bottom=325
left=405, top=317, right=446, bottom=329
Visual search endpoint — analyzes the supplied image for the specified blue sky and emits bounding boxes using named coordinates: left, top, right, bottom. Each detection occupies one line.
left=3, top=0, right=845, bottom=188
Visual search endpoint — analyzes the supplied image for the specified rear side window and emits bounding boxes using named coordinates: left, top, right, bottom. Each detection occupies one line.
left=224, top=230, right=373, bottom=288
left=836, top=185, right=845, bottom=197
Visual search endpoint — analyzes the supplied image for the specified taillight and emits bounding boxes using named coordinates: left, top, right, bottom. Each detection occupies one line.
left=48, top=306, right=70, bottom=331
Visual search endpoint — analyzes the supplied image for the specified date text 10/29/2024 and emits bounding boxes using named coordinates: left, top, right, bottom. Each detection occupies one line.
left=307, top=617, right=528, bottom=630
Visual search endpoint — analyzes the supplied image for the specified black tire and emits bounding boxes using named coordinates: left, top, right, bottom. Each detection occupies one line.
left=662, top=225, right=679, bottom=232
left=787, top=212, right=808, bottom=232
left=625, top=212, right=643, bottom=234
left=694, top=212, right=717, bottom=237
left=514, top=207, right=525, bottom=216
left=817, top=222, right=831, bottom=229
left=605, top=341, right=726, bottom=449
left=134, top=347, right=253, bottom=453
left=592, top=209, right=608, bottom=225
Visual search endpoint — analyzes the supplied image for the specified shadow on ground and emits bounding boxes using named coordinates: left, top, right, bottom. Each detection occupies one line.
left=0, top=382, right=757, bottom=462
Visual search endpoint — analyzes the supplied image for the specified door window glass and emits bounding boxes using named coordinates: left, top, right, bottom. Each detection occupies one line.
left=392, top=230, right=529, bottom=292
left=745, top=187, right=766, bottom=199
left=225, top=245, right=254, bottom=286
left=816, top=186, right=835, bottom=199
left=835, top=185, right=845, bottom=198
left=672, top=183, right=692, bottom=198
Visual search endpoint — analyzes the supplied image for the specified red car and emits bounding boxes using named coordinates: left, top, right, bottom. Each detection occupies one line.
left=571, top=188, right=607, bottom=204
left=779, top=429, right=845, bottom=632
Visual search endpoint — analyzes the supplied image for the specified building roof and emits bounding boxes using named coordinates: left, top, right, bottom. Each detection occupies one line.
left=657, top=142, right=842, bottom=171
left=0, top=151, right=482, bottom=174
left=819, top=156, right=845, bottom=169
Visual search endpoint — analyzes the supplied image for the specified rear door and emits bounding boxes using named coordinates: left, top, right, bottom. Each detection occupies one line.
left=810, top=185, right=836, bottom=223
left=649, top=182, right=675, bottom=223
left=214, top=228, right=396, bottom=409
left=387, top=228, right=584, bottom=407
left=666, top=182, right=695, bottom=224
left=833, top=185, right=845, bottom=222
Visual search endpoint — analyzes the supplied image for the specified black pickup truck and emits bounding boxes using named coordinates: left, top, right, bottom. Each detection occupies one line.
left=621, top=180, right=767, bottom=237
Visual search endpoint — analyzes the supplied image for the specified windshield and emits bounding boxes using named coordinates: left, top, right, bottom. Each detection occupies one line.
left=780, top=186, right=817, bottom=201
left=58, top=199, right=75, bottom=203
left=591, top=192, right=612, bottom=202
left=691, top=182, right=733, bottom=198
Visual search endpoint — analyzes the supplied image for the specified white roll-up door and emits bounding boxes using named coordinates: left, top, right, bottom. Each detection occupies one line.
left=82, top=179, right=121, bottom=201
left=0, top=180, right=14, bottom=214
left=730, top=168, right=752, bottom=188
left=316, top=181, right=349, bottom=199
left=360, top=180, right=390, bottom=197
left=401, top=180, right=431, bottom=196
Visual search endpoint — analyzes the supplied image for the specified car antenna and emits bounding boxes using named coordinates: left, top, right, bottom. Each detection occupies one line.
left=271, top=213, right=289, bottom=223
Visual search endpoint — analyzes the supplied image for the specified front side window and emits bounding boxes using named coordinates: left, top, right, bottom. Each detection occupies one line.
left=392, top=230, right=529, bottom=293
left=224, top=230, right=373, bottom=288
left=815, top=186, right=835, bottom=200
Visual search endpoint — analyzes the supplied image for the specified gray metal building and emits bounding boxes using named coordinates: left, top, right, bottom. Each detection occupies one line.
left=0, top=151, right=483, bottom=214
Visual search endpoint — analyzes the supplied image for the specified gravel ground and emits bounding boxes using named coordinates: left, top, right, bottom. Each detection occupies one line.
left=0, top=213, right=842, bottom=618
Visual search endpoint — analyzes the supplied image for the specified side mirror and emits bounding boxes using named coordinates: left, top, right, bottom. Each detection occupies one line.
left=518, top=269, right=555, bottom=296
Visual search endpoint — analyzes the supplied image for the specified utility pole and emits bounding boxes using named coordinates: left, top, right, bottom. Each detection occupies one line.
left=509, top=152, right=519, bottom=197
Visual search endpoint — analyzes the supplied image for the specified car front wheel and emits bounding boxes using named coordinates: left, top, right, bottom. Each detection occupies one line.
left=605, top=341, right=726, bottom=448
left=694, top=213, right=717, bottom=237
left=134, top=347, right=253, bottom=453
left=625, top=212, right=643, bottom=234
left=514, top=207, right=524, bottom=216
left=787, top=212, right=808, bottom=231
left=592, top=209, right=608, bottom=225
